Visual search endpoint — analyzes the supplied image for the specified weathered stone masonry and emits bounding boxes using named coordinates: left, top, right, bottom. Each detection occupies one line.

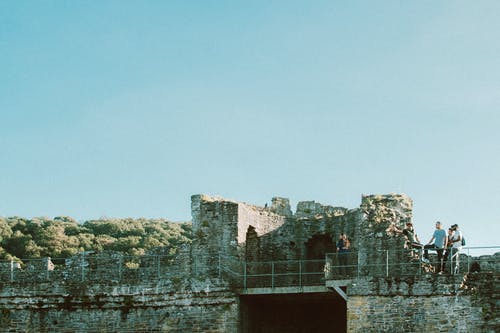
left=0, top=282, right=238, bottom=332
left=0, top=193, right=498, bottom=332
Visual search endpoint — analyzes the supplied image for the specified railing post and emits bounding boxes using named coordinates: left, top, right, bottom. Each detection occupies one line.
left=81, top=252, right=85, bottom=282
left=271, top=262, right=275, bottom=289
left=386, top=250, right=389, bottom=277
left=218, top=252, right=221, bottom=279
left=418, top=248, right=422, bottom=276
left=450, top=250, right=453, bottom=276
left=299, top=260, right=302, bottom=288
left=46, top=258, right=50, bottom=281
left=157, top=255, right=160, bottom=279
left=118, top=257, right=122, bottom=281
left=10, top=260, right=14, bottom=282
left=357, top=251, right=360, bottom=279
left=467, top=247, right=470, bottom=273
left=243, top=261, right=247, bottom=290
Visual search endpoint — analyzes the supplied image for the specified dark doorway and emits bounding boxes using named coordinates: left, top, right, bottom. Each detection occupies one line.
left=240, top=292, right=346, bottom=333
left=245, top=226, right=260, bottom=262
left=304, top=235, right=335, bottom=285
left=305, top=234, right=335, bottom=260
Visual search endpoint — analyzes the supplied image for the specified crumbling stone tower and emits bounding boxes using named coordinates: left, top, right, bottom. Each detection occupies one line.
left=358, top=194, right=413, bottom=276
left=191, top=193, right=412, bottom=279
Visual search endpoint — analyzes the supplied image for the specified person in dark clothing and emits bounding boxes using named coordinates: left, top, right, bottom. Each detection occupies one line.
left=336, top=233, right=350, bottom=276
left=392, top=222, right=424, bottom=249
left=443, top=227, right=454, bottom=272
left=445, top=224, right=463, bottom=274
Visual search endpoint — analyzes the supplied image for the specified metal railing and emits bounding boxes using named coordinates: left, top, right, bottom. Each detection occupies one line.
left=463, top=246, right=500, bottom=273
left=1, top=247, right=498, bottom=286
left=324, top=251, right=359, bottom=280
left=325, top=246, right=500, bottom=278
left=0, top=254, right=183, bottom=283
left=219, top=246, right=500, bottom=290
left=218, top=255, right=329, bottom=289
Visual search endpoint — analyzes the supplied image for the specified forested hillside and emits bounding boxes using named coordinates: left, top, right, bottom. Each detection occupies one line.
left=0, top=216, right=192, bottom=262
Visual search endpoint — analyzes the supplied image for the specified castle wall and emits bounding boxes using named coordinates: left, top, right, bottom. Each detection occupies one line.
left=191, top=195, right=239, bottom=277
left=347, top=273, right=498, bottom=333
left=237, top=203, right=287, bottom=261
left=348, top=295, right=482, bottom=332
left=191, top=194, right=403, bottom=267
left=0, top=193, right=497, bottom=332
left=0, top=272, right=497, bottom=332
left=238, top=199, right=363, bottom=263
left=0, top=281, right=238, bottom=332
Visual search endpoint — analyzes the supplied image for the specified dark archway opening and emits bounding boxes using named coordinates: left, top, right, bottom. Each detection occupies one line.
left=305, top=234, right=336, bottom=260
left=245, top=226, right=260, bottom=262
left=304, top=234, right=336, bottom=284
left=240, top=292, right=346, bottom=333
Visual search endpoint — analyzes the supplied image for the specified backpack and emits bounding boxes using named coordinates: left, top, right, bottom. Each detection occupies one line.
left=461, top=237, right=466, bottom=246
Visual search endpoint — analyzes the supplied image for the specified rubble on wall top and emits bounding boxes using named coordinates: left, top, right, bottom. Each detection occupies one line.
left=193, top=194, right=239, bottom=203
left=195, top=193, right=412, bottom=219
left=361, top=193, right=412, bottom=202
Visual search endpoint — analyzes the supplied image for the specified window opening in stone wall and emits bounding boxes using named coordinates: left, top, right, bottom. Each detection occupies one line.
left=245, top=226, right=260, bottom=262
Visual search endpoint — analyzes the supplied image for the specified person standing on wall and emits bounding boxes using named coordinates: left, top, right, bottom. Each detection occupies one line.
left=423, top=221, right=448, bottom=273
left=336, top=233, right=350, bottom=277
left=449, top=224, right=463, bottom=273
left=442, top=227, right=455, bottom=273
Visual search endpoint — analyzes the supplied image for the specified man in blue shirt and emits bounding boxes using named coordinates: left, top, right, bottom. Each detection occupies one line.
left=423, top=221, right=448, bottom=273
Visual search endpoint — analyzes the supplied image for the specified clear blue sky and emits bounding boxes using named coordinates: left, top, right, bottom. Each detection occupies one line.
left=1, top=1, right=499, bottom=252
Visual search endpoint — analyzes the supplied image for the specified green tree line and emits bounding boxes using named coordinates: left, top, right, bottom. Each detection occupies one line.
left=0, top=216, right=192, bottom=262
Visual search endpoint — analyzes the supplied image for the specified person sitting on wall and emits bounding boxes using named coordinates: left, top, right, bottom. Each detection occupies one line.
left=424, top=221, right=448, bottom=274
left=390, top=222, right=423, bottom=259
left=336, top=233, right=350, bottom=277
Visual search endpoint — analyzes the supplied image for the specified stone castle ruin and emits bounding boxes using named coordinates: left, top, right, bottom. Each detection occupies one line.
left=0, top=194, right=498, bottom=332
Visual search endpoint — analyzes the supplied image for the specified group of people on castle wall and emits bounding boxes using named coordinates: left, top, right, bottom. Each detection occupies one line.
left=390, top=221, right=464, bottom=274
